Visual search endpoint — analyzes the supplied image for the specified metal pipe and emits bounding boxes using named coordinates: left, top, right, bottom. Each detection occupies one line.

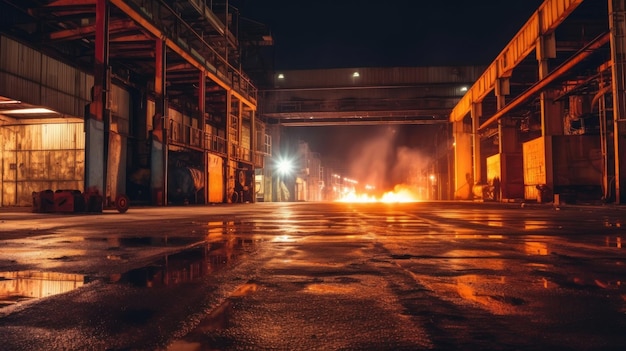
left=479, top=32, right=610, bottom=131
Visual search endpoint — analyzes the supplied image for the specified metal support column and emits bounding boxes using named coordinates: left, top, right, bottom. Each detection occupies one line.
left=225, top=91, right=232, bottom=202
left=151, top=39, right=168, bottom=205
left=610, top=0, right=626, bottom=204
left=85, top=0, right=109, bottom=197
left=537, top=30, right=560, bottom=195
left=251, top=109, right=256, bottom=203
left=471, top=102, right=482, bottom=186
left=496, top=77, right=519, bottom=200
left=199, top=71, right=207, bottom=204
left=453, top=119, right=473, bottom=199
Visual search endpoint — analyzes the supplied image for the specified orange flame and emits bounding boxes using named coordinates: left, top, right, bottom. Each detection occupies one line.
left=336, top=184, right=422, bottom=203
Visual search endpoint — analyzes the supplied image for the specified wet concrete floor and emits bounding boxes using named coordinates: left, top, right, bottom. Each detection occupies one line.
left=0, top=201, right=625, bottom=350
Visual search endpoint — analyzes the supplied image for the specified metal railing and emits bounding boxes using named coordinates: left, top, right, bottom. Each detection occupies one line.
left=167, top=118, right=265, bottom=166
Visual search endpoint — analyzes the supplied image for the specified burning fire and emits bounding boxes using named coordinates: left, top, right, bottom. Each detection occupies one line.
left=336, top=184, right=422, bottom=203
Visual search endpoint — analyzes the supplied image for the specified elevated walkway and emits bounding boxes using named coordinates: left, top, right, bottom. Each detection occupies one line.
left=259, top=66, right=485, bottom=126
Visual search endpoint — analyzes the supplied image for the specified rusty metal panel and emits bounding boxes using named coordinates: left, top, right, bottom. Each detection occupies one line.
left=523, top=137, right=547, bottom=200
left=0, top=123, right=84, bottom=206
left=40, top=124, right=85, bottom=150
left=486, top=154, right=501, bottom=182
left=110, top=85, right=130, bottom=135
left=108, top=132, right=126, bottom=200
left=241, top=120, right=251, bottom=150
left=502, top=153, right=525, bottom=200
left=207, top=153, right=223, bottom=203
left=552, top=135, right=602, bottom=186
left=110, top=84, right=130, bottom=119
left=11, top=124, right=83, bottom=152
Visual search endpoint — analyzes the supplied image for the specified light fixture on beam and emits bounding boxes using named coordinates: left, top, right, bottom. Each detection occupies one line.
left=1, top=108, right=59, bottom=114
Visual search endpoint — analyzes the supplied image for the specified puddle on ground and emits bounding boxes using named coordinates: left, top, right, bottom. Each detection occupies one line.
left=0, top=271, right=86, bottom=309
left=104, top=236, right=202, bottom=248
left=110, top=235, right=258, bottom=287
left=1, top=220, right=261, bottom=308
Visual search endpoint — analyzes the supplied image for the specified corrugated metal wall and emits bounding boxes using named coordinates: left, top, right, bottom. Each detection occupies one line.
left=0, top=35, right=93, bottom=117
left=0, top=123, right=85, bottom=206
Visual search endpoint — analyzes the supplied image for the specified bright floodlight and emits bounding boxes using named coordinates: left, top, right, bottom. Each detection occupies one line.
left=277, top=158, right=294, bottom=175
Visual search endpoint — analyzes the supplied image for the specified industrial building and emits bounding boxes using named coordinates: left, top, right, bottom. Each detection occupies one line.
left=1, top=0, right=625, bottom=208
left=0, top=0, right=271, bottom=208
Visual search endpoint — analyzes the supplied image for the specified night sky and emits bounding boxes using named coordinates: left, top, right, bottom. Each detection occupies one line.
left=232, top=0, right=545, bottom=185
left=234, top=0, right=544, bottom=69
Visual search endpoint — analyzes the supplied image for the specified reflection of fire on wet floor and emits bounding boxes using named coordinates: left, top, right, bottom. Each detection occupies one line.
left=165, top=283, right=258, bottom=350
left=107, top=235, right=254, bottom=287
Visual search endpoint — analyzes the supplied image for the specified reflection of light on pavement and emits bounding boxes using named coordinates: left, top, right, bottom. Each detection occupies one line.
left=231, top=283, right=258, bottom=297
left=455, top=275, right=514, bottom=315
left=524, top=220, right=549, bottom=230
left=524, top=241, right=549, bottom=255
left=484, top=214, right=503, bottom=227
left=605, top=236, right=622, bottom=248
left=453, top=234, right=504, bottom=240
left=206, top=221, right=225, bottom=240
left=446, top=250, right=504, bottom=271
left=272, top=235, right=295, bottom=242
left=604, top=220, right=623, bottom=228
left=306, top=283, right=356, bottom=294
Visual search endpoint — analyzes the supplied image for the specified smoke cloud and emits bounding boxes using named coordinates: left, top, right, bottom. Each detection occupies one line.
left=347, top=127, right=433, bottom=192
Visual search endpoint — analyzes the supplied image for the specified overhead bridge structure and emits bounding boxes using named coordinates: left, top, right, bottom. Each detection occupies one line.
left=258, top=66, right=485, bottom=127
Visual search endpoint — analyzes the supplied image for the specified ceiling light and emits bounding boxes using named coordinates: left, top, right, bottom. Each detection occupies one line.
left=1, top=108, right=58, bottom=114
